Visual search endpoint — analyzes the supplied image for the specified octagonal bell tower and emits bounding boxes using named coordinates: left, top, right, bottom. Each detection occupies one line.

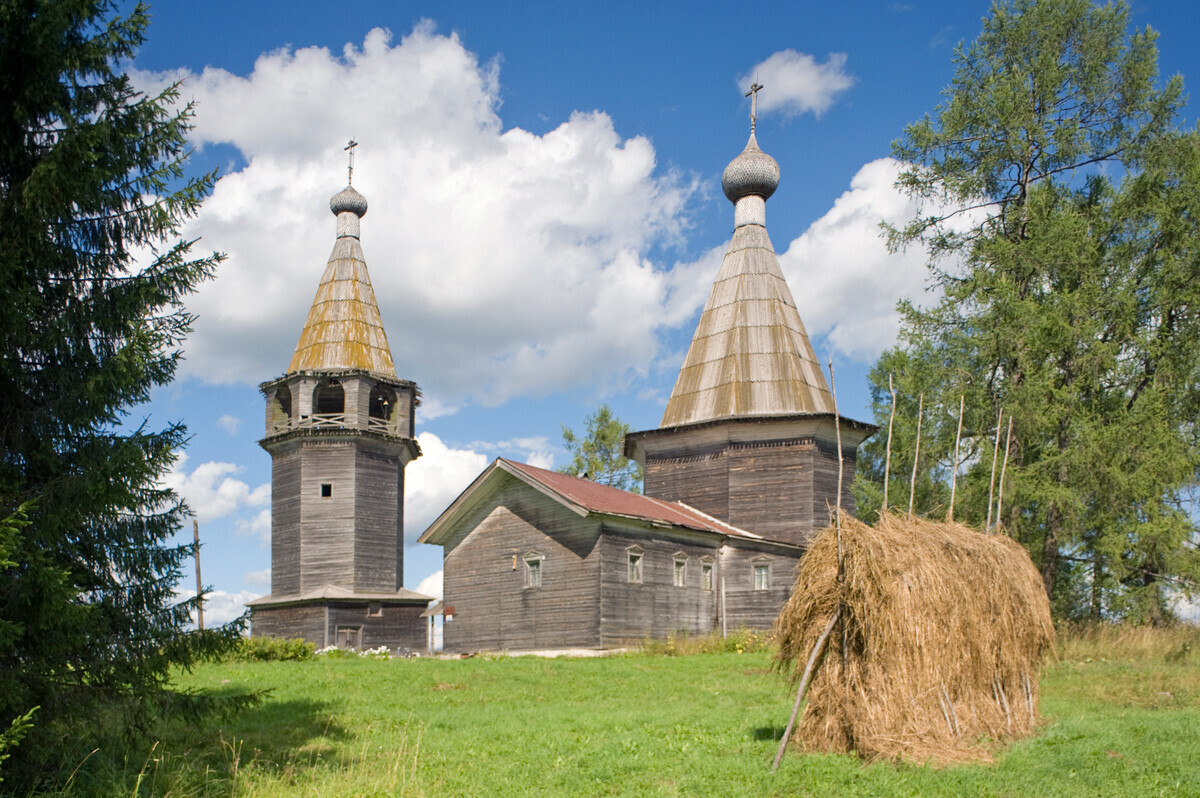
left=249, top=148, right=431, bottom=652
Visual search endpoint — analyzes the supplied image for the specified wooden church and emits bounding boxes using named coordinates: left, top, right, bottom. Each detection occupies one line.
left=421, top=96, right=874, bottom=652
left=248, top=162, right=433, bottom=652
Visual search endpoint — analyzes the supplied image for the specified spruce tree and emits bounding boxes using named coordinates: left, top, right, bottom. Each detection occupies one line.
left=0, top=0, right=239, bottom=784
left=860, top=0, right=1200, bottom=621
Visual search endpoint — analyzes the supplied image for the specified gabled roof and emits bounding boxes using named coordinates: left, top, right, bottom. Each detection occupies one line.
left=419, top=458, right=780, bottom=547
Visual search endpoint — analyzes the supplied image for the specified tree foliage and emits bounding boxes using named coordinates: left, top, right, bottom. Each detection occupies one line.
left=858, top=0, right=1200, bottom=622
left=558, top=405, right=644, bottom=493
left=0, top=0, right=243, bottom=787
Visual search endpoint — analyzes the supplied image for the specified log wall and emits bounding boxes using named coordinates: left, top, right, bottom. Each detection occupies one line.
left=251, top=602, right=427, bottom=652
left=597, top=531, right=721, bottom=648
left=442, top=480, right=601, bottom=653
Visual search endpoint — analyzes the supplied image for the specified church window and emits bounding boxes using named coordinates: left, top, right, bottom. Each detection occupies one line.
left=321, top=483, right=332, bottom=498
left=701, top=558, right=714, bottom=591
left=627, top=547, right=643, bottom=583
left=524, top=552, right=543, bottom=588
left=367, top=602, right=382, bottom=617
left=673, top=553, right=687, bottom=588
left=753, top=561, right=770, bottom=591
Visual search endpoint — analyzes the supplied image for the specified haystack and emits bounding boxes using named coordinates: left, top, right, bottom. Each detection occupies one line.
left=773, top=512, right=1055, bottom=765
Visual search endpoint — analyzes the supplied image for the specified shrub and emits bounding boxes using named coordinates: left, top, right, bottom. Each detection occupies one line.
left=233, top=636, right=316, bottom=662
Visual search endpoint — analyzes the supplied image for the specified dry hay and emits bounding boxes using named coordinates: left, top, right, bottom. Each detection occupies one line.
left=773, top=512, right=1055, bottom=765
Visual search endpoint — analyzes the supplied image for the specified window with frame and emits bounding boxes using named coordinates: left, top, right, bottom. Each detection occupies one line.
left=525, top=552, right=543, bottom=588
left=673, top=553, right=687, bottom=588
left=627, top=547, right=643, bottom=583
left=701, top=559, right=714, bottom=591
left=753, top=561, right=770, bottom=591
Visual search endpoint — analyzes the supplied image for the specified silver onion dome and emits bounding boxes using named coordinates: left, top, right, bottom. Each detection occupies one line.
left=721, top=133, right=779, bottom=203
left=330, top=184, right=368, bottom=217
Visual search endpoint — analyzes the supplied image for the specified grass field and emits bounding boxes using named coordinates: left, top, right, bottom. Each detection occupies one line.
left=34, top=626, right=1200, bottom=797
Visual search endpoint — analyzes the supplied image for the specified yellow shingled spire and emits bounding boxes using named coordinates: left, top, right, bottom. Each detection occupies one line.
left=287, top=151, right=397, bottom=378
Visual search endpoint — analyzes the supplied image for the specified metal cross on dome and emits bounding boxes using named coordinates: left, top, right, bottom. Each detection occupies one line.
left=745, top=82, right=763, bottom=133
left=345, top=139, right=358, bottom=185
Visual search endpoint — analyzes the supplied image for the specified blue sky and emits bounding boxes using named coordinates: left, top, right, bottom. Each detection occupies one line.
left=127, top=0, right=1200, bottom=624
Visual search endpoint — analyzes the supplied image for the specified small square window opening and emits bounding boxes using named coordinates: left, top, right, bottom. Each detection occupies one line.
left=367, top=601, right=382, bottom=617
left=320, top=483, right=332, bottom=498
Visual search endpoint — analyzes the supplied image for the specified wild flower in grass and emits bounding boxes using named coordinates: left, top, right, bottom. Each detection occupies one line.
left=360, top=646, right=391, bottom=659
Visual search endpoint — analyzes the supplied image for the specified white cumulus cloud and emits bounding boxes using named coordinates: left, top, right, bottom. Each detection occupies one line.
left=777, top=157, right=942, bottom=362
left=415, top=569, right=443, bottom=601
left=237, top=508, right=272, bottom=546
left=176, top=586, right=257, bottom=628
left=216, top=414, right=241, bottom=435
left=404, top=432, right=489, bottom=543
left=163, top=453, right=271, bottom=523
left=244, top=568, right=272, bottom=591
left=739, top=50, right=855, bottom=118
left=134, top=23, right=711, bottom=411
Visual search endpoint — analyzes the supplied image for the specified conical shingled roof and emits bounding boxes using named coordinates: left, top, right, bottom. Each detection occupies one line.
left=287, top=186, right=397, bottom=377
left=660, top=134, right=832, bottom=427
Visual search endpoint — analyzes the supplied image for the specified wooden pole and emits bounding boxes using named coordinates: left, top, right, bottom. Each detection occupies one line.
left=996, top=416, right=1013, bottom=533
left=948, top=395, right=964, bottom=523
left=193, top=518, right=204, bottom=631
left=908, top=392, right=924, bottom=519
left=829, top=360, right=844, bottom=541
left=985, top=408, right=1003, bottom=533
left=771, top=607, right=840, bottom=773
left=883, top=374, right=896, bottom=514
left=828, top=359, right=847, bottom=671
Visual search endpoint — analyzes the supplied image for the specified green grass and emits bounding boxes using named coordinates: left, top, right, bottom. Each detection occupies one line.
left=29, top=627, right=1200, bottom=797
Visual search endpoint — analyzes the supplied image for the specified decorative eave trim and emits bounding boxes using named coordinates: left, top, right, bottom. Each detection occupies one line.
left=259, top=427, right=421, bottom=459
left=259, top=369, right=421, bottom=399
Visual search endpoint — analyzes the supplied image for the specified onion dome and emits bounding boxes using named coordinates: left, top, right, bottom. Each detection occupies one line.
left=330, top=184, right=368, bottom=217
left=721, top=133, right=780, bottom=203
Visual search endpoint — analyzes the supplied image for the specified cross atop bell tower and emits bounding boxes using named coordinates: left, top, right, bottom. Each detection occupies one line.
left=745, top=81, right=763, bottom=133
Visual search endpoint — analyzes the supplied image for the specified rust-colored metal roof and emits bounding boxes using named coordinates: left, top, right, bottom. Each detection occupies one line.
left=661, top=187, right=832, bottom=427
left=419, top=457, right=772, bottom=546
left=287, top=218, right=397, bottom=377
left=503, top=459, right=763, bottom=538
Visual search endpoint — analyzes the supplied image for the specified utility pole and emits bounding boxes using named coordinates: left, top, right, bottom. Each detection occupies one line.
left=193, top=518, right=204, bottom=630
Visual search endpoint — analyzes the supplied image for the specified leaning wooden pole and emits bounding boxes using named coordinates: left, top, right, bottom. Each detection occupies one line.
left=193, top=518, right=204, bottom=631
left=771, top=607, right=841, bottom=773
left=883, top=374, right=896, bottom=513
left=908, top=392, right=924, bottom=519
left=829, top=360, right=845, bottom=534
left=985, top=408, right=1003, bottom=533
left=996, top=416, right=1014, bottom=532
left=948, top=395, right=964, bottom=522
left=828, top=359, right=847, bottom=671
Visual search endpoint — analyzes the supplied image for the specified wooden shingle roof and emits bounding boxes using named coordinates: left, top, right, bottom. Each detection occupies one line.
left=661, top=128, right=832, bottom=427
left=661, top=223, right=833, bottom=427
left=287, top=187, right=397, bottom=377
